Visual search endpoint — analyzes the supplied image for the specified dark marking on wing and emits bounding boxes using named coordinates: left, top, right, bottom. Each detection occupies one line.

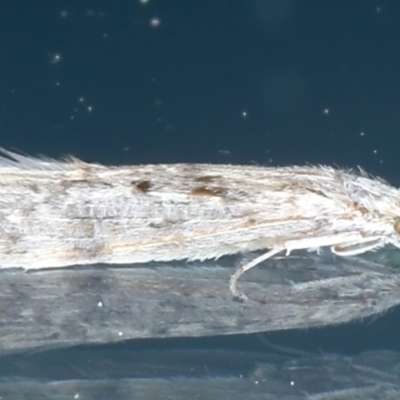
left=191, top=186, right=225, bottom=196
left=132, top=180, right=152, bottom=193
left=195, top=175, right=220, bottom=183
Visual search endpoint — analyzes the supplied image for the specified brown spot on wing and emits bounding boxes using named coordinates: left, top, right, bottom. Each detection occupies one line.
left=394, top=217, right=400, bottom=235
left=191, top=186, right=225, bottom=196
left=132, top=180, right=152, bottom=193
left=195, top=175, right=221, bottom=183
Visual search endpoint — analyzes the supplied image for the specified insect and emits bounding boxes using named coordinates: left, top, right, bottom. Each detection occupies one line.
left=0, top=148, right=399, bottom=300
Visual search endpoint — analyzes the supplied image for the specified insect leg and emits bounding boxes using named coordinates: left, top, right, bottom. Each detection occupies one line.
left=331, top=238, right=385, bottom=256
left=229, top=247, right=285, bottom=300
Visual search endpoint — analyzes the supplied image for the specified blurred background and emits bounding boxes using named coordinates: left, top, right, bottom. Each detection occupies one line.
left=1, top=0, right=400, bottom=356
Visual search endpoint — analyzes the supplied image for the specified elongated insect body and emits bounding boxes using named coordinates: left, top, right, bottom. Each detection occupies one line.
left=0, top=149, right=399, bottom=299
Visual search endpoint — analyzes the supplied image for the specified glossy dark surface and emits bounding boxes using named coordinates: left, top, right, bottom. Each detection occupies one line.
left=1, top=1, right=400, bottom=397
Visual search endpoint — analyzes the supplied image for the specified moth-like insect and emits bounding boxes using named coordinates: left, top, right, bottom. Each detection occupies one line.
left=0, top=148, right=399, bottom=299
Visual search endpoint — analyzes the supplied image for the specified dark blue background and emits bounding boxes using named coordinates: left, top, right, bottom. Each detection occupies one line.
left=1, top=0, right=400, bottom=355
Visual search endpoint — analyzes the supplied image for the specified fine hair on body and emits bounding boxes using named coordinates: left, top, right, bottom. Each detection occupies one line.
left=0, top=149, right=399, bottom=300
